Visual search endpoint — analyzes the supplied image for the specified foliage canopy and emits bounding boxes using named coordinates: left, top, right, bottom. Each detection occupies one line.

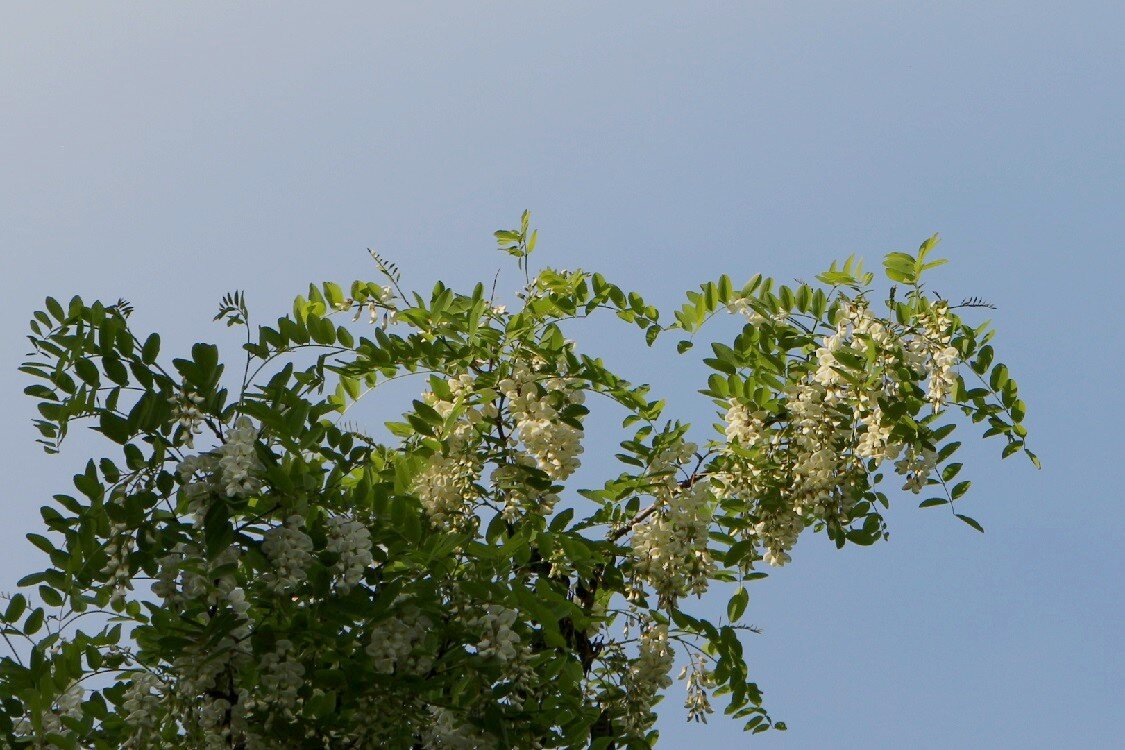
left=2, top=215, right=1034, bottom=749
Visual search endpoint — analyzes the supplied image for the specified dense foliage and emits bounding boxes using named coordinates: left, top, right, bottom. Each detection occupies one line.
left=1, top=216, right=1035, bottom=748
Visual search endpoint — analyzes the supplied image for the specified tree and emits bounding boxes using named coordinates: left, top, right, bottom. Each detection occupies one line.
left=1, top=214, right=1035, bottom=749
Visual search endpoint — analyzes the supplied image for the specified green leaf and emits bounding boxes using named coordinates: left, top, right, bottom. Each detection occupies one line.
left=39, top=586, right=64, bottom=608
left=74, top=358, right=100, bottom=387
left=955, top=513, right=984, bottom=533
left=941, top=463, right=963, bottom=482
left=883, top=252, right=918, bottom=284
left=23, top=607, right=45, bottom=635
left=45, top=297, right=67, bottom=322
left=324, top=282, right=346, bottom=308
left=203, top=500, right=233, bottom=558
left=103, top=356, right=129, bottom=386
left=192, top=343, right=220, bottom=375
left=141, top=333, right=161, bottom=364
left=972, top=345, right=994, bottom=375
left=306, top=690, right=337, bottom=718
left=989, top=363, right=1009, bottom=391
left=4, top=593, right=26, bottom=623
left=26, top=533, right=57, bottom=556
left=1010, top=399, right=1026, bottom=423
left=727, top=587, right=749, bottom=623
left=99, top=413, right=132, bottom=444
left=412, top=399, right=443, bottom=425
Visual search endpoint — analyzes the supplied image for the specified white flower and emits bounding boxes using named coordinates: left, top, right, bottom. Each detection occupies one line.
left=724, top=401, right=766, bottom=448
left=895, top=446, right=939, bottom=493
left=471, top=604, right=521, bottom=663
left=257, top=640, right=305, bottom=708
left=680, top=656, right=714, bottom=723
left=366, top=606, right=432, bottom=675
left=498, top=362, right=585, bottom=481
left=122, top=672, right=164, bottom=746
left=325, top=515, right=373, bottom=592
left=622, top=623, right=675, bottom=734
left=100, top=522, right=134, bottom=605
left=412, top=373, right=487, bottom=527
left=217, top=417, right=263, bottom=497
left=631, top=480, right=714, bottom=604
left=261, top=515, right=314, bottom=593
left=420, top=706, right=496, bottom=750
left=169, top=389, right=206, bottom=447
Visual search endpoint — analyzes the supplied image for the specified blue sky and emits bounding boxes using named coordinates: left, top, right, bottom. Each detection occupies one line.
left=1, top=3, right=1121, bottom=747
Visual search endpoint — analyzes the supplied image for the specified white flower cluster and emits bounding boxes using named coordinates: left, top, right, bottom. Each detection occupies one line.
left=631, top=475, right=714, bottom=606
left=787, top=382, right=848, bottom=518
left=195, top=695, right=234, bottom=750
left=174, top=616, right=252, bottom=698
left=261, top=515, right=314, bottom=593
left=175, top=626, right=253, bottom=749
left=498, top=360, right=585, bottom=481
left=169, top=389, right=206, bottom=447
left=855, top=405, right=898, bottom=462
left=724, top=402, right=767, bottom=449
left=352, top=285, right=396, bottom=323
left=325, top=515, right=373, bottom=593
left=623, top=623, right=675, bottom=734
left=13, top=683, right=84, bottom=740
left=217, top=417, right=264, bottom=497
left=175, top=417, right=264, bottom=527
left=412, top=375, right=485, bottom=527
left=176, top=452, right=221, bottom=524
left=257, top=639, right=305, bottom=709
left=420, top=706, right=496, bottom=750
left=906, top=301, right=959, bottom=411
left=100, top=521, right=134, bottom=605
left=895, top=445, right=939, bottom=493
left=471, top=604, right=522, bottom=663
left=121, top=671, right=164, bottom=747
left=679, top=657, right=714, bottom=723
left=366, top=606, right=433, bottom=675
left=718, top=297, right=960, bottom=568
left=151, top=542, right=246, bottom=616
left=413, top=446, right=480, bottom=527
left=752, top=506, right=803, bottom=567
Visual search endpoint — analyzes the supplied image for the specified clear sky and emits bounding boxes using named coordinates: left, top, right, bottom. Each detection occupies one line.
left=1, top=3, right=1121, bottom=748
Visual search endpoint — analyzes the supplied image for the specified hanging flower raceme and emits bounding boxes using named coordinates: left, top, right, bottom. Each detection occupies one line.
left=420, top=706, right=497, bottom=750
left=256, top=639, right=306, bottom=711
left=366, top=604, right=434, bottom=675
left=412, top=373, right=487, bottom=528
left=174, top=416, right=265, bottom=532
left=101, top=521, right=134, bottom=605
left=216, top=417, right=264, bottom=496
left=622, top=623, right=675, bottom=735
left=630, top=458, right=715, bottom=611
left=471, top=604, right=522, bottom=663
left=680, top=656, right=715, bottom=724
left=325, top=514, right=374, bottom=592
left=261, top=515, right=315, bottom=593
left=169, top=388, right=206, bottom=447
left=497, top=358, right=585, bottom=482
left=120, top=673, right=165, bottom=747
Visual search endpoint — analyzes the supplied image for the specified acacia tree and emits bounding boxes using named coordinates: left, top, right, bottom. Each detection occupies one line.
left=1, top=215, right=1035, bottom=749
